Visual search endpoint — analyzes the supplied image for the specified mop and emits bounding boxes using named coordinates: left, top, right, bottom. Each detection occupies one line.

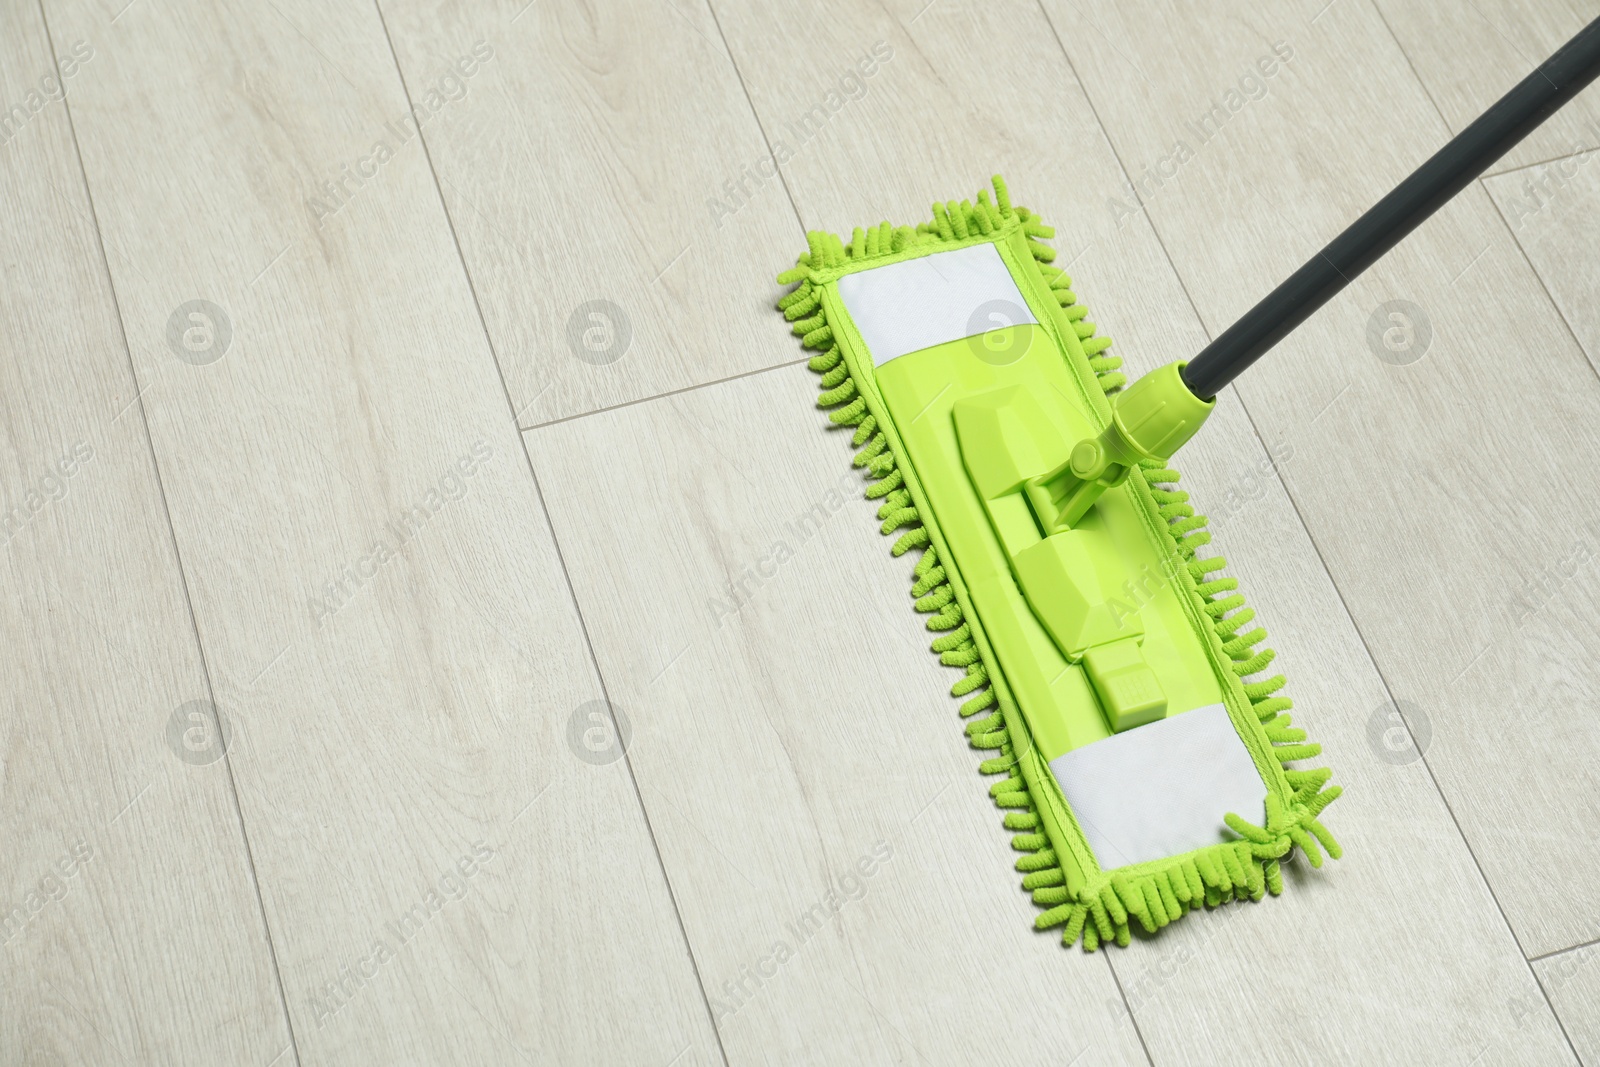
left=775, top=18, right=1600, bottom=948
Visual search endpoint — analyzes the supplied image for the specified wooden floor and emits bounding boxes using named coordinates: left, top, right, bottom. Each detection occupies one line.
left=4, top=0, right=1599, bottom=1062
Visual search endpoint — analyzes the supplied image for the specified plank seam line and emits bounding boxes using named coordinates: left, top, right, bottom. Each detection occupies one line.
left=368, top=2, right=733, bottom=1060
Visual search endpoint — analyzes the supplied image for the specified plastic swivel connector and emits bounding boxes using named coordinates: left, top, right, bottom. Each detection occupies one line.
left=1024, top=361, right=1214, bottom=533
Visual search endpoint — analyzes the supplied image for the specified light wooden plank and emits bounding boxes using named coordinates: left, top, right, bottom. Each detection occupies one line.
left=1534, top=943, right=1600, bottom=1065
left=376, top=0, right=802, bottom=427
left=704, top=0, right=1199, bottom=373
left=712, top=0, right=1574, bottom=1061
left=1482, top=163, right=1600, bottom=1044
left=1484, top=153, right=1600, bottom=365
left=528, top=366, right=1150, bottom=1066
left=1045, top=0, right=1600, bottom=960
left=1096, top=390, right=1574, bottom=1066
left=0, top=7, right=291, bottom=1064
left=1373, top=0, right=1600, bottom=176
left=43, top=0, right=720, bottom=1061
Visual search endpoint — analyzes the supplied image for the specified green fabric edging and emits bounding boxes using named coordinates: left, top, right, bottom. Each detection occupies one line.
left=775, top=176, right=1341, bottom=949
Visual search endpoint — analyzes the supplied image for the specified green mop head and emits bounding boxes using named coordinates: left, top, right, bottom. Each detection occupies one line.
left=776, top=177, right=1341, bottom=949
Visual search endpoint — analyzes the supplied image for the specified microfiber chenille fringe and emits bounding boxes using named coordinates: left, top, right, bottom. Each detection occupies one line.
left=776, top=176, right=1341, bottom=950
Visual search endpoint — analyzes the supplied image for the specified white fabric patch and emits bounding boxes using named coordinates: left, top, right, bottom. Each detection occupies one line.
left=1048, top=704, right=1266, bottom=868
left=835, top=243, right=1037, bottom=365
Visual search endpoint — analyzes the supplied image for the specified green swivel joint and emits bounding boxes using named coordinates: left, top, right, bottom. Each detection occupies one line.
left=1024, top=361, right=1215, bottom=533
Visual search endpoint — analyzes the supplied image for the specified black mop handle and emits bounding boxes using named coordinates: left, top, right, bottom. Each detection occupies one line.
left=1181, top=14, right=1600, bottom=400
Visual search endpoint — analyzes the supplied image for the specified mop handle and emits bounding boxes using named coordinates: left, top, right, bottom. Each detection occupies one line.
left=1181, top=14, right=1600, bottom=400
